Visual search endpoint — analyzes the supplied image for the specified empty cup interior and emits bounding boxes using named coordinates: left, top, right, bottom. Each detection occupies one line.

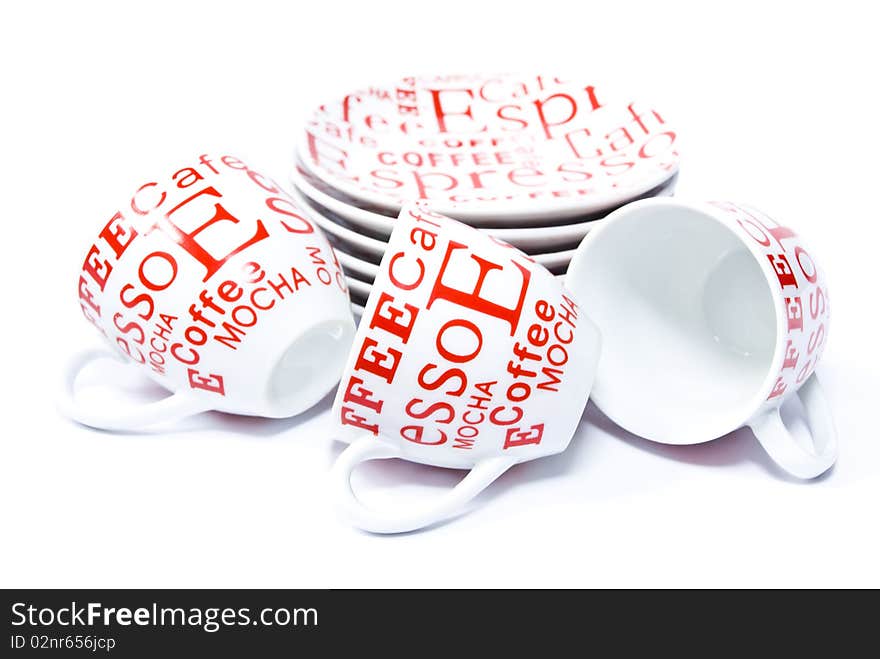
left=572, top=204, right=779, bottom=443
left=266, top=319, right=355, bottom=417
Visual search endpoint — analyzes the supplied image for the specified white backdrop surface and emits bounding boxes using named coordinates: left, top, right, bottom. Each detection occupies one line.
left=1, top=0, right=877, bottom=588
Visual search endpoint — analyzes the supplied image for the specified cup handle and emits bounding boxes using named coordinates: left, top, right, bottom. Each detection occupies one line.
left=57, top=348, right=213, bottom=431
left=748, top=373, right=838, bottom=479
left=332, top=435, right=519, bottom=534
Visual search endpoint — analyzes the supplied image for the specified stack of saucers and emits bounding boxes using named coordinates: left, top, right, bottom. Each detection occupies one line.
left=291, top=74, right=680, bottom=315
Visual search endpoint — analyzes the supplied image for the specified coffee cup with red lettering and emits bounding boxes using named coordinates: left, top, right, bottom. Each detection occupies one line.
left=61, top=152, right=356, bottom=431
left=566, top=198, right=837, bottom=478
left=331, top=204, right=601, bottom=533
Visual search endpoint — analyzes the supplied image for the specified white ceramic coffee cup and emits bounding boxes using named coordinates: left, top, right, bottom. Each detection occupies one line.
left=566, top=198, right=836, bottom=478
left=60, top=152, right=356, bottom=430
left=331, top=205, right=601, bottom=533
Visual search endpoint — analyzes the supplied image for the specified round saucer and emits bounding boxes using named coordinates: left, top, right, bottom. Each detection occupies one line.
left=292, top=186, right=576, bottom=269
left=298, top=73, right=679, bottom=222
left=292, top=163, right=676, bottom=251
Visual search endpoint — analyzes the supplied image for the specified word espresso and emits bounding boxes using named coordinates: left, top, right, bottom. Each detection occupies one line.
left=77, top=154, right=345, bottom=398
left=338, top=208, right=581, bottom=457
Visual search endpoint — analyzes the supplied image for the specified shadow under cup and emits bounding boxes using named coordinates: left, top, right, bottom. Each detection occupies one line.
left=572, top=204, right=783, bottom=444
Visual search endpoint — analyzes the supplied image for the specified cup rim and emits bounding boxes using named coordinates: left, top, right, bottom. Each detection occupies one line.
left=566, top=197, right=792, bottom=443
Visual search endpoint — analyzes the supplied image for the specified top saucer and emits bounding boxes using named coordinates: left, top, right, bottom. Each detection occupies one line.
left=298, top=73, right=679, bottom=223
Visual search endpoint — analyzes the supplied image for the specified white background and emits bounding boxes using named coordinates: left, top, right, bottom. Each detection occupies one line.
left=1, top=0, right=877, bottom=588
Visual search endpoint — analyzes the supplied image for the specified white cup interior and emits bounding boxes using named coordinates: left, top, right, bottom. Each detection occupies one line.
left=570, top=203, right=780, bottom=443
left=266, top=319, right=355, bottom=417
